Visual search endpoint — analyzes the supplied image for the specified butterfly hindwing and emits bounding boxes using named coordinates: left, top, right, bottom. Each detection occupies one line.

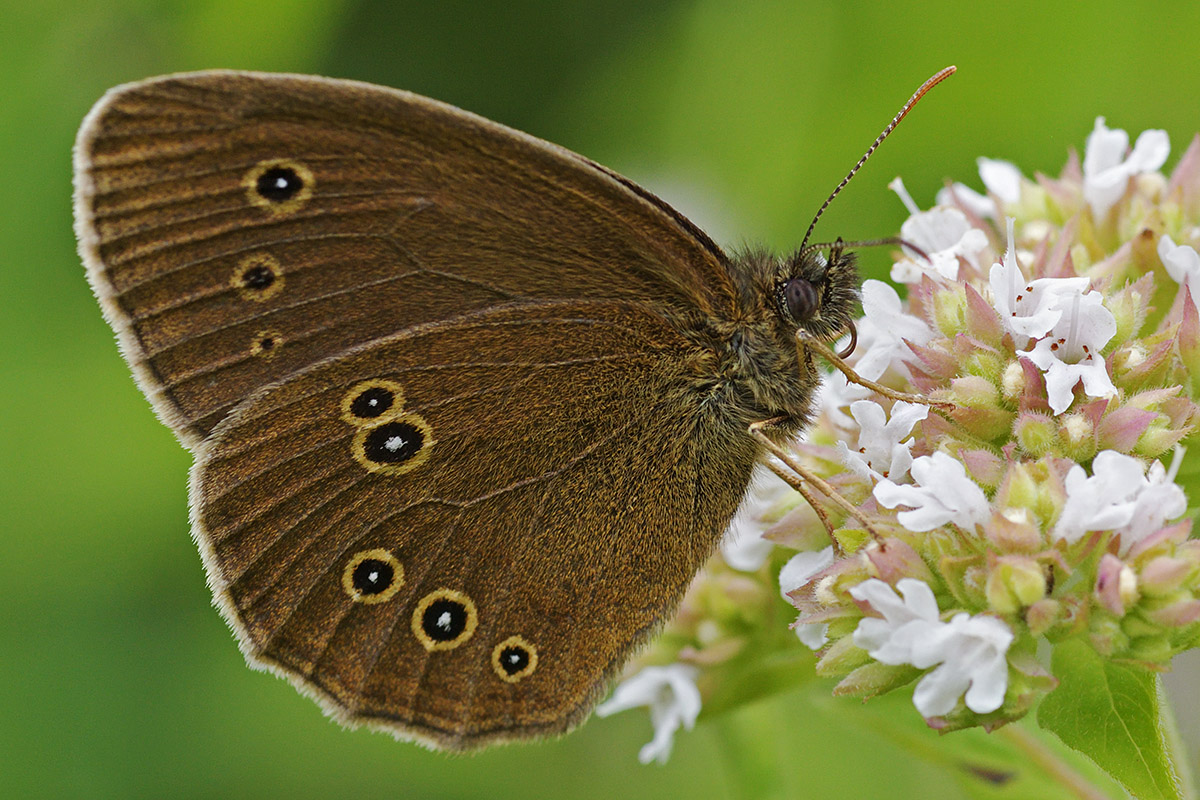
left=193, top=299, right=756, bottom=747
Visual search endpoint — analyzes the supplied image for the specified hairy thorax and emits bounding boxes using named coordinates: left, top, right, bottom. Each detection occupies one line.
left=670, top=248, right=827, bottom=438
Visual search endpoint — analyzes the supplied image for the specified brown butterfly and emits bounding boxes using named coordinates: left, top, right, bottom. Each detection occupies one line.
left=73, top=67, right=952, bottom=749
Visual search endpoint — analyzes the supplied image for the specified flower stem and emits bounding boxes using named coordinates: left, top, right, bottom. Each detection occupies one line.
left=1159, top=679, right=1198, bottom=800
left=714, top=703, right=793, bottom=800
left=997, top=724, right=1113, bottom=800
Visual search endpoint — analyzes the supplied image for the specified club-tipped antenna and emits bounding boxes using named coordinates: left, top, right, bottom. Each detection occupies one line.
left=797, top=65, right=957, bottom=254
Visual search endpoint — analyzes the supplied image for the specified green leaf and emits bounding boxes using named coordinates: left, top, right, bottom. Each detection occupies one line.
left=812, top=690, right=1127, bottom=799
left=1039, top=638, right=1184, bottom=800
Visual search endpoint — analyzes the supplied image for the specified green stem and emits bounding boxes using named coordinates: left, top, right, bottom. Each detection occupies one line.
left=1158, top=677, right=1198, bottom=800
left=714, top=702, right=793, bottom=800
left=997, top=724, right=1114, bottom=800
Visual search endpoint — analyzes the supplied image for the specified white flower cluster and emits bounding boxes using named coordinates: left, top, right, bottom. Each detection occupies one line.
left=596, top=664, right=701, bottom=764
left=599, top=115, right=1200, bottom=762
left=850, top=579, right=1012, bottom=717
left=1054, top=448, right=1187, bottom=551
left=992, top=219, right=1118, bottom=414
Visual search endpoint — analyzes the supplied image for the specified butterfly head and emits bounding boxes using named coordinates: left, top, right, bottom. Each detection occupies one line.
left=775, top=239, right=860, bottom=345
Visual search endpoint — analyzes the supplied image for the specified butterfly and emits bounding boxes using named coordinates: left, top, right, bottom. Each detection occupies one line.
left=73, top=66, right=952, bottom=749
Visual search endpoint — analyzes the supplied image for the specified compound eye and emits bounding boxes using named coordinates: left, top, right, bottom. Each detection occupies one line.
left=783, top=277, right=819, bottom=321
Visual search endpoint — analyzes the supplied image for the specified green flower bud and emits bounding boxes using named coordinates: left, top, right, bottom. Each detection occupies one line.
left=1090, top=616, right=1130, bottom=656
left=1142, top=594, right=1200, bottom=627
left=1026, top=599, right=1064, bottom=635
left=833, top=662, right=922, bottom=699
left=932, top=283, right=969, bottom=338
left=815, top=634, right=872, bottom=677
left=986, top=556, right=1047, bottom=614
left=947, top=376, right=1012, bottom=441
left=1058, top=412, right=1097, bottom=462
left=1138, top=556, right=1195, bottom=597
left=1127, top=633, right=1174, bottom=663
left=1014, top=412, right=1059, bottom=457
left=1001, top=360, right=1026, bottom=402
left=985, top=507, right=1044, bottom=553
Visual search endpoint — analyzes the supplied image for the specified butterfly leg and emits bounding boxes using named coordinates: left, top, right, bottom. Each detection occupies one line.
left=747, top=418, right=880, bottom=548
left=799, top=333, right=955, bottom=413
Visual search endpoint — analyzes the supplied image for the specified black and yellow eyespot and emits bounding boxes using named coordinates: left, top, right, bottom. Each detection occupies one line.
left=232, top=253, right=284, bottom=301
left=250, top=329, right=283, bottom=359
left=244, top=158, right=314, bottom=214
left=491, top=636, right=538, bottom=683
left=340, top=379, right=406, bottom=426
left=412, top=589, right=477, bottom=651
left=342, top=548, right=404, bottom=604
left=351, top=412, right=434, bottom=475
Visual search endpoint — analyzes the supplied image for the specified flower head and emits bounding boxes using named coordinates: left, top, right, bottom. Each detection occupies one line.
left=1083, top=117, right=1169, bottom=218
left=1053, top=449, right=1188, bottom=553
left=852, top=280, right=934, bottom=381
left=888, top=177, right=989, bottom=283
left=815, top=368, right=872, bottom=430
left=909, top=612, right=1013, bottom=716
left=836, top=400, right=928, bottom=482
left=937, top=158, right=1024, bottom=218
left=611, top=110, right=1200, bottom=758
left=873, top=452, right=992, bottom=532
left=850, top=578, right=1013, bottom=717
left=780, top=546, right=835, bottom=648
left=989, top=219, right=1090, bottom=347
left=1159, top=234, right=1200, bottom=309
left=1021, top=290, right=1118, bottom=415
left=850, top=578, right=942, bottom=663
left=596, top=665, right=701, bottom=764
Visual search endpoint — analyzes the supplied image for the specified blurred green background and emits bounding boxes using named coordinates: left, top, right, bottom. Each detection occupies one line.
left=5, top=1, right=1200, bottom=797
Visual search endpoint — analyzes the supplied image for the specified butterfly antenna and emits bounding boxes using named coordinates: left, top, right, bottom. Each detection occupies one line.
left=797, top=65, right=956, bottom=255
left=800, top=235, right=930, bottom=264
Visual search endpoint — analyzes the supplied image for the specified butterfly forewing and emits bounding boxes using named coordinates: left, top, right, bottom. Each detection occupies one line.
left=74, top=71, right=732, bottom=446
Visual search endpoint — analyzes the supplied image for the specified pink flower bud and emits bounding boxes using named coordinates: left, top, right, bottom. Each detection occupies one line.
left=1095, top=554, right=1138, bottom=616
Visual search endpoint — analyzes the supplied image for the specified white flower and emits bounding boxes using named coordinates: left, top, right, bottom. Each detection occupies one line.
left=873, top=452, right=992, bottom=532
left=935, top=158, right=1023, bottom=218
left=937, top=182, right=994, bottom=218
left=815, top=369, right=872, bottom=430
left=978, top=158, right=1023, bottom=204
left=596, top=664, right=702, bottom=764
left=888, top=177, right=989, bottom=283
left=1053, top=450, right=1148, bottom=543
left=1082, top=116, right=1169, bottom=219
left=722, top=464, right=795, bottom=571
left=989, top=218, right=1089, bottom=348
left=1121, top=457, right=1188, bottom=546
left=909, top=613, right=1013, bottom=716
left=1053, top=449, right=1188, bottom=553
left=780, top=546, right=835, bottom=648
left=851, top=579, right=1013, bottom=717
left=852, top=280, right=934, bottom=381
left=837, top=400, right=928, bottom=482
left=1022, top=290, right=1117, bottom=415
left=851, top=578, right=943, bottom=663
left=1159, top=234, right=1200, bottom=309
